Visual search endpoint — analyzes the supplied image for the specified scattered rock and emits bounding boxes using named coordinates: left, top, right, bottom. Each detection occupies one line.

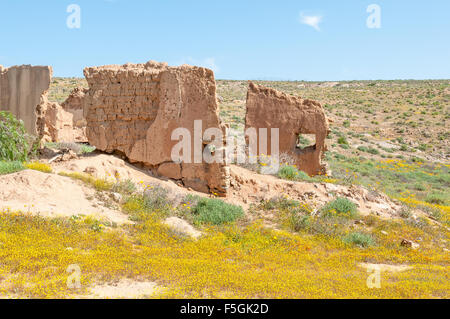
left=111, top=192, right=122, bottom=203
left=400, top=239, right=420, bottom=249
left=84, top=166, right=98, bottom=175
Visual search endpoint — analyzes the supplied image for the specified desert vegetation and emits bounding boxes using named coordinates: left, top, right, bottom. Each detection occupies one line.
left=0, top=79, right=448, bottom=299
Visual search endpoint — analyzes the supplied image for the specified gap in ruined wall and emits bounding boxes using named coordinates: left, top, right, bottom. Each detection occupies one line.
left=296, top=134, right=317, bottom=151
left=47, top=77, right=88, bottom=104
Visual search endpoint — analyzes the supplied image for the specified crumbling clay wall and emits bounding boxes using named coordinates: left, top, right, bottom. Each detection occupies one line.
left=36, top=94, right=76, bottom=143
left=0, top=65, right=52, bottom=135
left=83, top=61, right=229, bottom=195
left=245, top=82, right=330, bottom=176
left=0, top=64, right=85, bottom=143
left=61, top=87, right=88, bottom=129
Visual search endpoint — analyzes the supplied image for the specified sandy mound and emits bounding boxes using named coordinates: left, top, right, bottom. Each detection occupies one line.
left=227, top=165, right=401, bottom=217
left=51, top=154, right=206, bottom=203
left=0, top=170, right=129, bottom=224
left=86, top=279, right=162, bottom=299
left=50, top=153, right=401, bottom=218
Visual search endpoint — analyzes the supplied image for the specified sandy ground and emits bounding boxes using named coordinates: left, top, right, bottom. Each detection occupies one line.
left=84, top=279, right=163, bottom=299
left=0, top=169, right=129, bottom=224
left=0, top=153, right=403, bottom=225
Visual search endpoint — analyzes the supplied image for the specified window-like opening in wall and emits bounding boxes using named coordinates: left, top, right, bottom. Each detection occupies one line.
left=296, top=134, right=316, bottom=150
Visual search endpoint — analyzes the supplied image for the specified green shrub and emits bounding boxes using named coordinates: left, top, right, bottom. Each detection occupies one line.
left=0, top=161, right=25, bottom=175
left=122, top=187, right=171, bottom=221
left=337, top=137, right=348, bottom=145
left=343, top=232, right=375, bottom=247
left=260, top=197, right=300, bottom=211
left=357, top=146, right=379, bottom=155
left=278, top=165, right=311, bottom=182
left=112, top=179, right=136, bottom=195
left=45, top=142, right=96, bottom=155
left=425, top=192, right=447, bottom=205
left=288, top=214, right=311, bottom=232
left=192, top=198, right=244, bottom=225
left=0, top=111, right=29, bottom=161
left=278, top=165, right=299, bottom=180
left=321, top=197, right=358, bottom=219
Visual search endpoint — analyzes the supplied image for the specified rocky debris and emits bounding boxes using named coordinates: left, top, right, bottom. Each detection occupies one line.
left=163, top=217, right=202, bottom=239
left=0, top=65, right=52, bottom=136
left=83, top=60, right=230, bottom=196
left=39, top=146, right=60, bottom=159
left=47, top=148, right=78, bottom=163
left=61, top=87, right=88, bottom=142
left=111, top=192, right=123, bottom=203
left=245, top=82, right=330, bottom=176
left=400, top=239, right=420, bottom=249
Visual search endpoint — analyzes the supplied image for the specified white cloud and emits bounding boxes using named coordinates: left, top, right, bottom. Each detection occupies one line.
left=299, top=12, right=322, bottom=31
left=179, top=57, right=220, bottom=74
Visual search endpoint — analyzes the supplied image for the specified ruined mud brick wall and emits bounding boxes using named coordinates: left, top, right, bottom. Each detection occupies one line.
left=245, top=82, right=330, bottom=176
left=61, top=87, right=88, bottom=129
left=0, top=64, right=84, bottom=143
left=83, top=61, right=229, bottom=195
left=36, top=94, right=76, bottom=143
left=0, top=65, right=52, bottom=135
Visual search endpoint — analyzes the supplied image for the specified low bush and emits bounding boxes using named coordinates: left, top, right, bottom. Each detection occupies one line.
left=343, top=232, right=375, bottom=247
left=122, top=186, right=171, bottom=221
left=45, top=142, right=96, bottom=155
left=278, top=165, right=311, bottom=182
left=260, top=197, right=300, bottom=211
left=278, top=165, right=298, bottom=180
left=0, top=161, right=24, bottom=175
left=320, top=197, right=358, bottom=219
left=112, top=179, right=136, bottom=195
left=0, top=111, right=29, bottom=161
left=337, top=137, right=348, bottom=145
left=287, top=213, right=311, bottom=232
left=192, top=198, right=244, bottom=225
left=425, top=192, right=447, bottom=205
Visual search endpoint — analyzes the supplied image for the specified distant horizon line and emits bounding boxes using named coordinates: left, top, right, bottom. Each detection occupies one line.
left=51, top=76, right=450, bottom=82
left=2, top=64, right=448, bottom=82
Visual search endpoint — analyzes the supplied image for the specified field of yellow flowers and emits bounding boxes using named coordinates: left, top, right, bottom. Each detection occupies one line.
left=0, top=203, right=448, bottom=299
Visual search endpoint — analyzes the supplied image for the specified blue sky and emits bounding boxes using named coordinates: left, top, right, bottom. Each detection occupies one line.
left=0, top=0, right=449, bottom=80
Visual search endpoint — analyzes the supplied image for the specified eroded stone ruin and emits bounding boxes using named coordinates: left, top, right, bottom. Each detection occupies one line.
left=1, top=61, right=330, bottom=195
left=245, top=82, right=329, bottom=176
left=0, top=65, right=52, bottom=135
left=83, top=61, right=230, bottom=195
left=0, top=64, right=86, bottom=143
